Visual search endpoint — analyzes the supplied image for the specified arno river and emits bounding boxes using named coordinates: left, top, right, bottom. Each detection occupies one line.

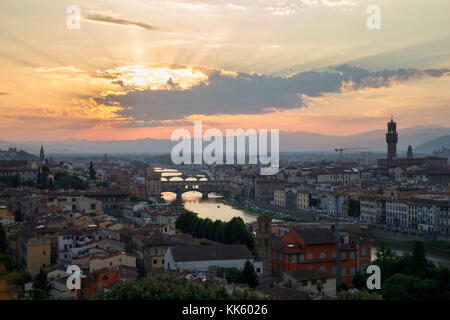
left=156, top=168, right=450, bottom=267
left=157, top=168, right=258, bottom=223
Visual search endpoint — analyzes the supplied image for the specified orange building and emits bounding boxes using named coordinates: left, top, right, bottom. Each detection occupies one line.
left=271, top=227, right=371, bottom=286
left=81, top=268, right=122, bottom=297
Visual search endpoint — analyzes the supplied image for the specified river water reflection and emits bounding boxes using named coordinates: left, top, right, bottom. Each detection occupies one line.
left=157, top=167, right=258, bottom=223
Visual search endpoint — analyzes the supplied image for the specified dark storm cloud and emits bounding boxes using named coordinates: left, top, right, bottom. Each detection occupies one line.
left=95, top=64, right=450, bottom=122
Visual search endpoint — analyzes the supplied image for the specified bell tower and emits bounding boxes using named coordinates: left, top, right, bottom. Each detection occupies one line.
left=386, top=116, right=398, bottom=160
left=256, top=216, right=272, bottom=276
left=39, top=144, right=45, bottom=165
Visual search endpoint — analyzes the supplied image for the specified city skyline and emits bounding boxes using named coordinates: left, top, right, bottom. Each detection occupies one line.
left=1, top=0, right=450, bottom=142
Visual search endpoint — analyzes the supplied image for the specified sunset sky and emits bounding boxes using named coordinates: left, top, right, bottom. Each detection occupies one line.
left=1, top=0, right=449, bottom=141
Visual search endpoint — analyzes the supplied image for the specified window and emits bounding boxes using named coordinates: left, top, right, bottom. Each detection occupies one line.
left=292, top=255, right=297, bottom=263
left=350, top=252, right=355, bottom=259
left=361, top=263, right=367, bottom=273
left=311, top=279, right=317, bottom=285
left=43, top=250, right=46, bottom=255
left=319, top=252, right=325, bottom=259
left=332, top=251, right=336, bottom=258
left=285, top=256, right=289, bottom=263
left=307, top=253, right=313, bottom=260
left=301, top=280, right=307, bottom=287
left=279, top=253, right=282, bottom=261
left=256, top=268, right=261, bottom=273
left=109, top=262, right=113, bottom=266
left=273, top=252, right=277, bottom=259
left=341, top=252, right=346, bottom=259
left=342, top=268, right=346, bottom=276
left=103, top=276, right=108, bottom=281
left=332, top=266, right=337, bottom=275
left=153, top=259, right=157, bottom=264
left=320, top=266, right=326, bottom=272
left=351, top=267, right=355, bottom=275
left=299, top=254, right=304, bottom=262
left=362, top=247, right=367, bottom=256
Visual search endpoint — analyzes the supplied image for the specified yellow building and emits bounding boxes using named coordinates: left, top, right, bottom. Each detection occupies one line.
left=0, top=205, right=15, bottom=225
left=22, top=237, right=51, bottom=276
left=296, top=191, right=310, bottom=210
left=273, top=190, right=286, bottom=207
left=155, top=212, right=180, bottom=230
left=89, top=252, right=136, bottom=273
left=284, top=270, right=337, bottom=298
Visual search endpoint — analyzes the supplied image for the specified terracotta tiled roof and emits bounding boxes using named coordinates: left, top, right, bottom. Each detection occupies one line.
left=285, top=269, right=335, bottom=281
left=292, top=228, right=335, bottom=245
left=169, top=244, right=254, bottom=262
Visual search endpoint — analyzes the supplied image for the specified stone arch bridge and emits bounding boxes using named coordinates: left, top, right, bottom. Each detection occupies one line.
left=161, top=180, right=230, bottom=202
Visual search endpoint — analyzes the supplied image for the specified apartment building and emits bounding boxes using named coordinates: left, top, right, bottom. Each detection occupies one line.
left=297, top=190, right=310, bottom=210
left=273, top=190, right=286, bottom=207
left=360, top=196, right=386, bottom=224
left=386, top=199, right=409, bottom=228
left=271, top=227, right=371, bottom=286
left=21, top=236, right=51, bottom=275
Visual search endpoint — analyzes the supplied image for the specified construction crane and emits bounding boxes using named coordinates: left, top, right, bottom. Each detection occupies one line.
left=334, top=147, right=369, bottom=167
left=356, top=157, right=366, bottom=172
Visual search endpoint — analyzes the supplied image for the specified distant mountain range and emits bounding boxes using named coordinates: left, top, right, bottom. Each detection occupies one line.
left=1, top=125, right=449, bottom=155
left=415, top=135, right=450, bottom=154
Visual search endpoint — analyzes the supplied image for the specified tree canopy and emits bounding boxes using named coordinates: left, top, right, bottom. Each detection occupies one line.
left=372, top=242, right=450, bottom=300
left=102, top=274, right=260, bottom=300
left=175, top=211, right=255, bottom=251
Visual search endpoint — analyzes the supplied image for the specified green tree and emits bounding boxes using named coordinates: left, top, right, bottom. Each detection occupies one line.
left=175, top=212, right=255, bottom=251
left=33, top=268, right=52, bottom=295
left=102, top=274, right=260, bottom=300
left=352, top=271, right=367, bottom=290
left=0, top=222, right=8, bottom=253
left=338, top=290, right=382, bottom=300
left=28, top=288, right=49, bottom=300
left=11, top=174, right=21, bottom=188
left=372, top=242, right=399, bottom=283
left=405, top=241, right=428, bottom=279
left=382, top=274, right=416, bottom=300
left=347, top=199, right=360, bottom=217
left=1, top=254, right=12, bottom=271
left=242, top=260, right=259, bottom=289
left=316, top=280, right=324, bottom=296
left=226, top=268, right=244, bottom=284
left=339, top=283, right=349, bottom=292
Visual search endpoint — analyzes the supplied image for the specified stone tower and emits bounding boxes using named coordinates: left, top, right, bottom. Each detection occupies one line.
left=256, top=216, right=272, bottom=276
left=407, top=145, right=413, bottom=159
left=386, top=116, right=398, bottom=160
left=39, top=144, right=45, bottom=165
